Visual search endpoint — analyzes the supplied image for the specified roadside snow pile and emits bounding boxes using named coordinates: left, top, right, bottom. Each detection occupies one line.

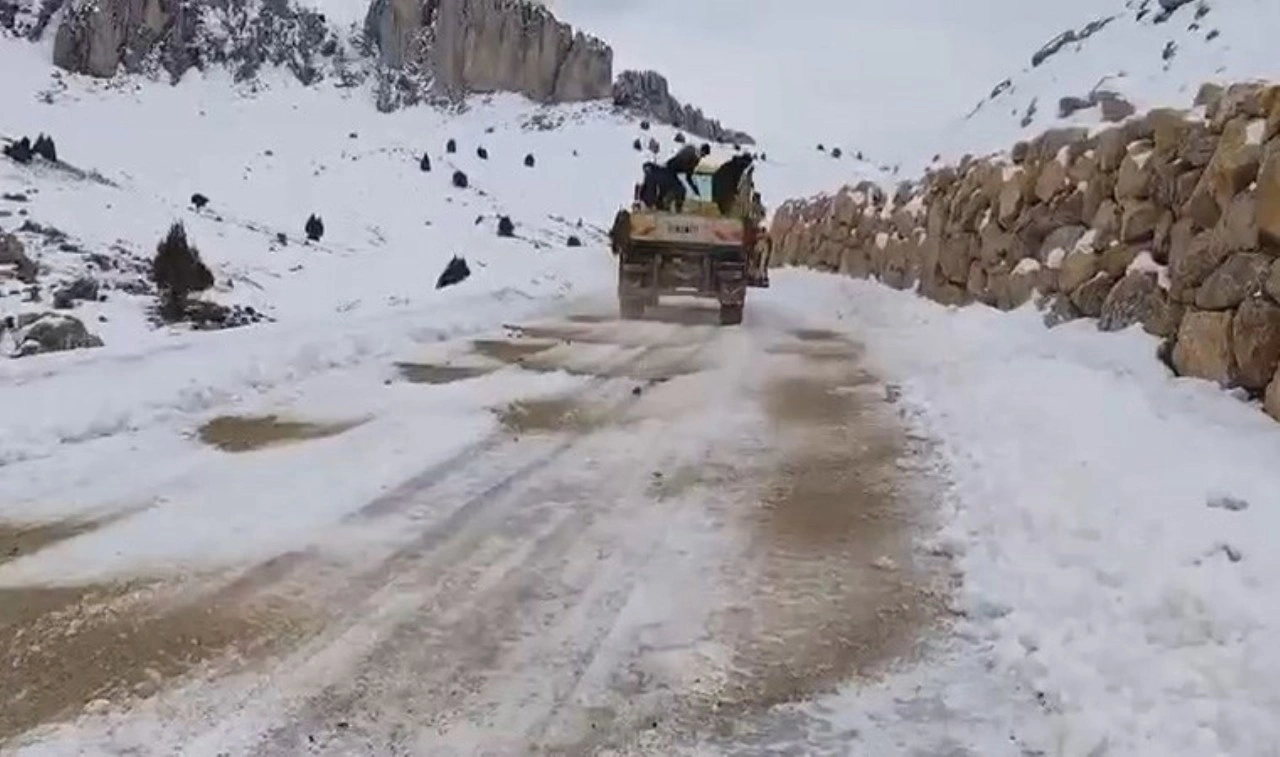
left=773, top=271, right=1280, bottom=756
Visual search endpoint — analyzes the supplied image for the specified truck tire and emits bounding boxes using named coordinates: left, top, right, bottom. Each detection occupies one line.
left=719, top=304, right=743, bottom=326
left=620, top=297, right=645, bottom=320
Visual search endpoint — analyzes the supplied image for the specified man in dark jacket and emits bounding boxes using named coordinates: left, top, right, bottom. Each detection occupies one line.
left=665, top=144, right=701, bottom=197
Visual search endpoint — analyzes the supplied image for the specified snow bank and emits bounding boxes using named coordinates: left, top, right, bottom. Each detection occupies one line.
left=771, top=271, right=1280, bottom=756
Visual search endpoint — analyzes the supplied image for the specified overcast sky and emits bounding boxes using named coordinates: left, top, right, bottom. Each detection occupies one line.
left=550, top=0, right=1122, bottom=161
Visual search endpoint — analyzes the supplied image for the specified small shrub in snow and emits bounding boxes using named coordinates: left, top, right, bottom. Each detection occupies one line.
left=420, top=153, right=431, bottom=172
left=674, top=132, right=686, bottom=144
left=152, top=222, right=214, bottom=322
left=305, top=213, right=324, bottom=242
left=497, top=216, right=515, bottom=238
left=191, top=192, right=209, bottom=209
left=524, top=153, right=535, bottom=168
left=476, top=146, right=488, bottom=160
left=452, top=170, right=469, bottom=189
left=3, top=137, right=33, bottom=164
left=32, top=134, right=56, bottom=162
left=640, top=120, right=650, bottom=130
left=436, top=255, right=470, bottom=289
left=446, top=138, right=457, bottom=154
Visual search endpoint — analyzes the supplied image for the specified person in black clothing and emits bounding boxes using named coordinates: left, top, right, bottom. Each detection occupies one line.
left=665, top=144, right=701, bottom=197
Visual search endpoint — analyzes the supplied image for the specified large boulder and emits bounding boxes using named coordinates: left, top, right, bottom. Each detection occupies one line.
left=1059, top=249, right=1099, bottom=293
left=1257, top=141, right=1280, bottom=248
left=1267, top=369, right=1280, bottom=421
left=1120, top=200, right=1161, bottom=243
left=12, top=313, right=104, bottom=357
left=1173, top=309, right=1236, bottom=385
left=1196, top=252, right=1272, bottom=310
left=1100, top=270, right=1162, bottom=333
left=1116, top=150, right=1153, bottom=200
left=1169, top=229, right=1230, bottom=300
left=0, top=232, right=37, bottom=283
left=1232, top=297, right=1280, bottom=390
left=1070, top=272, right=1115, bottom=317
left=1184, top=119, right=1262, bottom=229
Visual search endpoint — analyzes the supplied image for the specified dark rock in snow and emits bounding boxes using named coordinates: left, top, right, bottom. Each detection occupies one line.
left=632, top=138, right=643, bottom=151
left=436, top=255, right=470, bottom=289
left=420, top=153, right=431, bottom=172
left=566, top=235, right=582, bottom=247
left=476, top=146, right=488, bottom=160
left=452, top=170, right=469, bottom=189
left=497, top=216, right=514, bottom=237
left=524, top=153, right=535, bottom=167
left=674, top=132, right=686, bottom=144
left=276, top=232, right=288, bottom=245
left=191, top=192, right=209, bottom=209
left=446, top=139, right=457, bottom=154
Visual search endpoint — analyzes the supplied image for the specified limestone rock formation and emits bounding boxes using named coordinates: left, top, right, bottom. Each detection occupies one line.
left=612, top=70, right=754, bottom=145
left=364, top=0, right=612, bottom=105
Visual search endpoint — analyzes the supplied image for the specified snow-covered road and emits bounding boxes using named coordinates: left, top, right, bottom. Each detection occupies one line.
left=3, top=293, right=950, bottom=755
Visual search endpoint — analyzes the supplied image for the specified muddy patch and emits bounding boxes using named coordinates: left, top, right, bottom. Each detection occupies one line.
left=0, top=519, right=102, bottom=566
left=0, top=581, right=315, bottom=742
left=791, top=328, right=844, bottom=342
left=764, top=375, right=880, bottom=427
left=197, top=414, right=365, bottom=453
left=701, top=371, right=948, bottom=721
left=493, top=397, right=610, bottom=435
left=470, top=339, right=557, bottom=364
left=395, top=362, right=495, bottom=385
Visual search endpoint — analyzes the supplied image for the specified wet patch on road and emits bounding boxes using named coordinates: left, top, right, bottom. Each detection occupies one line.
left=0, top=519, right=103, bottom=566
left=470, top=339, right=558, bottom=364
left=197, top=414, right=366, bottom=453
left=0, top=580, right=316, bottom=743
left=395, top=362, right=495, bottom=385
left=494, top=397, right=606, bottom=435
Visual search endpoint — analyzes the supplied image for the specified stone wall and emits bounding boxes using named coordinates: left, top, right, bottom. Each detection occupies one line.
left=770, top=81, right=1280, bottom=422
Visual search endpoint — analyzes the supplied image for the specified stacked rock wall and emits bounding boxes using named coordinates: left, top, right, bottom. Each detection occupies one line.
left=770, top=81, right=1280, bottom=422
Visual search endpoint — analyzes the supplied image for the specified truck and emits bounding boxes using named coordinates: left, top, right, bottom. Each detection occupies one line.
left=609, top=153, right=770, bottom=325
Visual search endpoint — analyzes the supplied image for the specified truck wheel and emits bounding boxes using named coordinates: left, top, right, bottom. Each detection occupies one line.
left=620, top=298, right=645, bottom=320
left=719, top=304, right=743, bottom=326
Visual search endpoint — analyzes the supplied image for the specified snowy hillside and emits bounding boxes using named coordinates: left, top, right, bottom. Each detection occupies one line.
left=935, top=0, right=1280, bottom=168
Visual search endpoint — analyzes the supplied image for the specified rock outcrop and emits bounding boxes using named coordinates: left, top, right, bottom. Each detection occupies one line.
left=51, top=0, right=336, bottom=84
left=770, top=79, right=1280, bottom=424
left=612, top=70, right=754, bottom=145
left=364, top=0, right=611, bottom=105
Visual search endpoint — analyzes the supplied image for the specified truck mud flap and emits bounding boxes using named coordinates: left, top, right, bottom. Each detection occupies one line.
left=717, top=263, right=747, bottom=306
left=618, top=261, right=654, bottom=296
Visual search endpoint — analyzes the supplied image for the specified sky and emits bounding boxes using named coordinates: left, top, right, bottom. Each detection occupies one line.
left=549, top=0, right=1123, bottom=163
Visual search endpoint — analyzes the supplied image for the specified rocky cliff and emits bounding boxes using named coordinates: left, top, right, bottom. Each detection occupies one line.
left=46, top=0, right=338, bottom=84
left=612, top=70, right=752, bottom=145
left=770, top=81, right=1280, bottom=423
left=38, top=0, right=611, bottom=106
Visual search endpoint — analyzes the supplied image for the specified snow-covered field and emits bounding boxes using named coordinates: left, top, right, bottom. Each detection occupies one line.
left=3, top=0, right=1280, bottom=753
